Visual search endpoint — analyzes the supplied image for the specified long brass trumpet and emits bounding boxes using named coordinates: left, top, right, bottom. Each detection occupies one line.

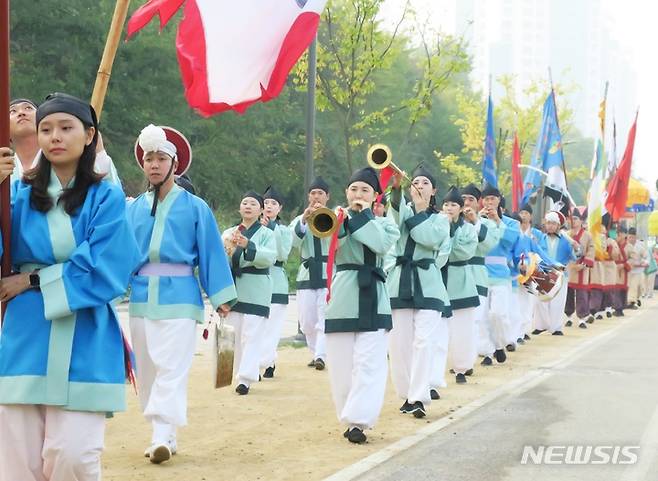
left=366, top=144, right=420, bottom=195
left=308, top=207, right=338, bottom=238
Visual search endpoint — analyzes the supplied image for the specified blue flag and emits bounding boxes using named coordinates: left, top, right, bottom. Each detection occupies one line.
left=521, top=91, right=564, bottom=205
left=482, top=95, right=498, bottom=187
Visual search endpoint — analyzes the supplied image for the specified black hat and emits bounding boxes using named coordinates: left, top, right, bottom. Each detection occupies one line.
left=347, top=166, right=380, bottom=194
left=36, top=92, right=97, bottom=128
left=602, top=212, right=611, bottom=229
left=618, top=225, right=628, bottom=234
left=510, top=212, right=522, bottom=222
left=581, top=208, right=588, bottom=220
left=263, top=185, right=285, bottom=206
left=461, top=183, right=481, bottom=200
left=628, top=227, right=637, bottom=235
left=242, top=190, right=264, bottom=208
left=175, top=173, right=196, bottom=195
left=442, top=185, right=464, bottom=207
left=309, top=176, right=330, bottom=194
left=411, top=163, right=436, bottom=188
left=10, top=98, right=37, bottom=109
left=520, top=203, right=533, bottom=214
left=481, top=182, right=501, bottom=198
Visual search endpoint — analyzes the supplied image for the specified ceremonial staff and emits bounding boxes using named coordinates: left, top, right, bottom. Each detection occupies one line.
left=1, top=0, right=11, bottom=321
left=91, top=0, right=131, bottom=119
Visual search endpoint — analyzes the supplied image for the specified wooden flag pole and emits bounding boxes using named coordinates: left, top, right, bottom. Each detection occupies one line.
left=0, top=0, right=11, bottom=322
left=91, top=0, right=131, bottom=120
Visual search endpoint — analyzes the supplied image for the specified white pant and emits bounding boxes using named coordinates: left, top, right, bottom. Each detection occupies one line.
left=229, top=311, right=266, bottom=387
left=260, top=303, right=287, bottom=369
left=389, top=309, right=440, bottom=405
left=326, top=329, right=388, bottom=430
left=485, top=284, right=513, bottom=354
left=297, top=288, right=327, bottom=361
left=429, top=314, right=450, bottom=389
left=517, top=288, right=536, bottom=338
left=129, top=316, right=197, bottom=438
left=475, top=295, right=493, bottom=357
left=534, top=282, right=569, bottom=333
left=628, top=272, right=644, bottom=304
left=448, top=307, right=477, bottom=374
left=646, top=273, right=656, bottom=298
left=0, top=405, right=105, bottom=481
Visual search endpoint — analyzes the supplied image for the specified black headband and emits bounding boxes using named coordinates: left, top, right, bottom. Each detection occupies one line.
left=10, top=98, right=37, bottom=109
left=36, top=92, right=97, bottom=128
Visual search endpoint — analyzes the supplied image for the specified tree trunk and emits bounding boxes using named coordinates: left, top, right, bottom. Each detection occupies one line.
left=343, top=126, right=354, bottom=176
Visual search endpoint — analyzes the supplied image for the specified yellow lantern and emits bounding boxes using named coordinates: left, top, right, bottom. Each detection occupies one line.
left=626, top=178, right=650, bottom=207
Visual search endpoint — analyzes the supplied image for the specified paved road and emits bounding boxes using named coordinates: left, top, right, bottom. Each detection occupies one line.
left=355, top=304, right=658, bottom=481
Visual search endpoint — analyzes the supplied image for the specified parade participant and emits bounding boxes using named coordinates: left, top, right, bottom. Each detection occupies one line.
left=223, top=192, right=277, bottom=395
left=534, top=211, right=575, bottom=335
left=461, top=184, right=502, bottom=365
left=290, top=177, right=331, bottom=370
left=325, top=167, right=399, bottom=444
left=0, top=93, right=139, bottom=481
left=612, top=226, right=630, bottom=316
left=588, top=223, right=617, bottom=319
left=387, top=165, right=450, bottom=418
left=441, top=187, right=478, bottom=384
left=259, top=186, right=293, bottom=378
left=564, top=210, right=595, bottom=328
left=626, top=228, right=647, bottom=308
left=127, top=124, right=237, bottom=463
left=7, top=97, right=121, bottom=185
left=479, top=184, right=523, bottom=364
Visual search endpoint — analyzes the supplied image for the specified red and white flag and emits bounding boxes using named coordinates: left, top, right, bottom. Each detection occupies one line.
left=127, top=0, right=327, bottom=116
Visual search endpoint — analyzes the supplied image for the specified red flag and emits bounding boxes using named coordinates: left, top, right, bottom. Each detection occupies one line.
left=376, top=165, right=395, bottom=203
left=605, top=112, right=639, bottom=221
left=325, top=209, right=345, bottom=303
left=511, top=132, right=522, bottom=211
left=127, top=0, right=327, bottom=117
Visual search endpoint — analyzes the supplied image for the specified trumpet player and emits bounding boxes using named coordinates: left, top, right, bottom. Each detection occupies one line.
left=386, top=165, right=450, bottom=418
left=290, top=177, right=332, bottom=370
left=324, top=167, right=400, bottom=444
left=222, top=192, right=277, bottom=396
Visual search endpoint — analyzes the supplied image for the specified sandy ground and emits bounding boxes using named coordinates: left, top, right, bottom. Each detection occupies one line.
left=103, top=298, right=655, bottom=481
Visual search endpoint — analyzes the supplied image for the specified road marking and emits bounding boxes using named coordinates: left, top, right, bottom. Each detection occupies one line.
left=324, top=309, right=649, bottom=481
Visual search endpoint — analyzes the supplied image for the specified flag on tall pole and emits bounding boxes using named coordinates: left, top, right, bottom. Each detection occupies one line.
left=587, top=82, right=608, bottom=257
left=521, top=90, right=569, bottom=213
left=511, top=132, right=522, bottom=211
left=127, top=0, right=328, bottom=117
left=605, top=111, right=639, bottom=221
left=482, top=94, right=498, bottom=187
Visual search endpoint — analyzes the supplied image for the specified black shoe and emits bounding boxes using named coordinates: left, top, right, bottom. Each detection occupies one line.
left=586, top=316, right=595, bottom=324
left=346, top=427, right=367, bottom=444
left=449, top=368, right=455, bottom=374
left=258, top=374, right=262, bottom=382
left=494, top=349, right=507, bottom=363
left=263, top=366, right=275, bottom=378
left=606, top=311, right=613, bottom=318
left=637, top=300, right=642, bottom=307
left=307, top=359, right=316, bottom=367
left=235, top=384, right=249, bottom=395
left=314, top=358, right=325, bottom=371
left=565, top=320, right=573, bottom=327
left=578, top=322, right=587, bottom=329
left=456, top=373, right=467, bottom=384
left=343, top=428, right=350, bottom=438
left=465, top=369, right=474, bottom=376
left=517, top=337, right=525, bottom=345
left=524, top=334, right=531, bottom=341
left=532, top=329, right=546, bottom=335
left=596, top=314, right=603, bottom=320
left=506, top=344, right=516, bottom=352
left=613, top=310, right=624, bottom=317
left=430, top=389, right=440, bottom=400
left=409, top=401, right=426, bottom=418
left=481, top=356, right=493, bottom=366
left=399, top=400, right=413, bottom=413
left=552, top=331, right=564, bottom=336
left=628, top=303, right=638, bottom=310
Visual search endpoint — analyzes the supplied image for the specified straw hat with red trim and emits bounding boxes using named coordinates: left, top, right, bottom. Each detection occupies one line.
left=134, top=124, right=192, bottom=176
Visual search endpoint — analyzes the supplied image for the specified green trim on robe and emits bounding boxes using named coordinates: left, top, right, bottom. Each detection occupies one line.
left=385, top=193, right=451, bottom=314
left=223, top=222, right=277, bottom=318
left=443, top=218, right=480, bottom=310
left=325, top=208, right=400, bottom=332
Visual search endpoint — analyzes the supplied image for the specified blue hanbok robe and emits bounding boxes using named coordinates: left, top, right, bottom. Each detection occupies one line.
left=126, top=184, right=237, bottom=323
left=0, top=174, right=139, bottom=413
